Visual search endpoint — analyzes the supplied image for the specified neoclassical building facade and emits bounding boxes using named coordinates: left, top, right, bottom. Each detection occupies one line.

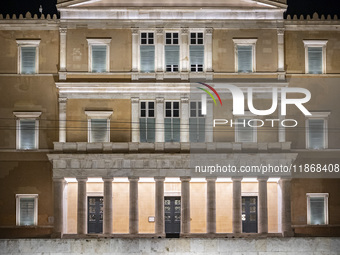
left=0, top=0, right=340, bottom=238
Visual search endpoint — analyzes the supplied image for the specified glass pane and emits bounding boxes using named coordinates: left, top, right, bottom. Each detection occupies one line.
left=308, top=47, right=322, bottom=74
left=250, top=206, right=256, bottom=213
left=310, top=197, right=325, bottom=225
left=308, top=119, right=325, bottom=149
left=238, top=45, right=253, bottom=73
left=21, top=47, right=36, bottom=74
left=175, top=200, right=181, bottom=205
left=89, top=198, right=96, bottom=205
left=165, top=215, right=171, bottom=221
left=89, top=206, right=95, bottom=213
left=89, top=214, right=96, bottom=221
left=250, top=198, right=256, bottom=204
left=165, top=200, right=170, bottom=205
left=175, top=206, right=181, bottom=213
left=19, top=119, right=36, bottom=150
left=20, top=198, right=35, bottom=226
left=90, top=119, right=108, bottom=142
left=140, top=45, right=155, bottom=72
left=165, top=45, right=180, bottom=68
left=92, top=45, right=107, bottom=73
left=190, top=45, right=204, bottom=67
left=175, top=215, right=181, bottom=221
left=165, top=206, right=171, bottom=213
left=250, top=214, right=256, bottom=221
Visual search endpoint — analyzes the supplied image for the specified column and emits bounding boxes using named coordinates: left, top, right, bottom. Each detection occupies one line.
left=131, top=97, right=140, bottom=142
left=156, top=28, right=164, bottom=79
left=129, top=177, right=139, bottom=234
left=59, top=97, right=67, bottom=143
left=258, top=177, right=268, bottom=234
left=232, top=177, right=242, bottom=234
left=131, top=28, right=139, bottom=72
left=77, top=177, right=87, bottom=235
left=155, top=97, right=164, bottom=143
left=180, top=28, right=189, bottom=80
left=206, top=177, right=216, bottom=234
left=205, top=100, right=214, bottom=142
left=155, top=177, right=165, bottom=236
left=277, top=28, right=285, bottom=80
left=278, top=97, right=285, bottom=142
left=103, top=177, right=113, bottom=235
left=279, top=178, right=293, bottom=236
left=53, top=178, right=65, bottom=236
left=205, top=28, right=213, bottom=72
left=59, top=27, right=67, bottom=72
left=180, top=177, right=191, bottom=235
left=180, top=97, right=189, bottom=143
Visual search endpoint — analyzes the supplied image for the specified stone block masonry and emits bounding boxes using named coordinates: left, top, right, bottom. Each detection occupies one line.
left=0, top=238, right=340, bottom=254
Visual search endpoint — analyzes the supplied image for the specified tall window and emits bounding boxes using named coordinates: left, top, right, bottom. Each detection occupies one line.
left=303, top=40, right=327, bottom=74
left=13, top=112, right=41, bottom=150
left=235, top=118, right=256, bottom=142
left=165, top=32, right=179, bottom=72
left=140, top=32, right=155, bottom=73
left=85, top=111, right=113, bottom=143
left=189, top=101, right=205, bottom=142
left=16, top=40, right=40, bottom=74
left=233, top=39, right=257, bottom=73
left=306, top=112, right=329, bottom=149
left=165, top=101, right=180, bottom=142
left=190, top=32, right=204, bottom=72
left=87, top=39, right=111, bottom=73
left=307, top=193, right=328, bottom=225
left=140, top=101, right=155, bottom=142
left=16, top=194, right=38, bottom=226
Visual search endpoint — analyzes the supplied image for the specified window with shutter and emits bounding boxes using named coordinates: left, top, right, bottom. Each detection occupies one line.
left=165, top=101, right=180, bottom=142
left=140, top=101, right=155, bottom=142
left=236, top=119, right=256, bottom=142
left=140, top=45, right=155, bottom=73
left=92, top=45, right=107, bottom=73
left=165, top=33, right=179, bottom=72
left=308, top=119, right=325, bottom=149
left=190, top=32, right=204, bottom=72
left=19, top=119, right=36, bottom=150
left=307, top=193, right=328, bottom=225
left=16, top=194, right=38, bottom=226
left=308, top=47, right=322, bottom=74
left=21, top=47, right=36, bottom=74
left=237, top=45, right=253, bottom=73
left=189, top=101, right=205, bottom=142
left=90, top=119, right=109, bottom=142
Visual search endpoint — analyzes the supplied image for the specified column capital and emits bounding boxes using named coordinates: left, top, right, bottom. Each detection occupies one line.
left=128, top=176, right=140, bottom=181
left=180, top=97, right=189, bottom=104
left=277, top=28, right=285, bottom=35
left=102, top=177, right=114, bottom=182
left=205, top=28, right=213, bottom=35
left=59, top=27, right=67, bottom=34
left=131, top=27, right=139, bottom=34
left=76, top=177, right=88, bottom=182
left=206, top=177, right=217, bottom=182
left=180, top=176, right=191, bottom=182
left=131, top=97, right=139, bottom=104
left=154, top=176, right=165, bottom=181
left=53, top=177, right=66, bottom=183
left=58, top=97, right=68, bottom=103
left=156, top=28, right=164, bottom=34
left=231, top=177, right=243, bottom=182
left=257, top=176, right=269, bottom=181
left=181, top=28, right=189, bottom=34
left=156, top=97, right=164, bottom=103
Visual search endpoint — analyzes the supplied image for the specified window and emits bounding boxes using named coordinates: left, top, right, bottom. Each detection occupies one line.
left=165, top=33, right=179, bottom=72
left=190, top=32, right=204, bottom=72
left=140, top=101, right=155, bottom=142
left=303, top=40, right=327, bottom=74
left=85, top=111, right=113, bottom=143
left=13, top=112, right=41, bottom=150
left=307, top=193, right=328, bottom=225
left=87, top=39, right=111, bottom=73
left=233, top=39, right=257, bottom=73
left=16, top=40, right=40, bottom=74
left=235, top=118, right=256, bottom=142
left=140, top=32, right=155, bottom=73
left=189, top=101, right=205, bottom=142
left=165, top=101, right=180, bottom=142
left=306, top=112, right=329, bottom=149
left=16, top=194, right=38, bottom=226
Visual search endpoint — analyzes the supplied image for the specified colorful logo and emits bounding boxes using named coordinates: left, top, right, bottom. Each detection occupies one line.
left=196, top=82, right=222, bottom=115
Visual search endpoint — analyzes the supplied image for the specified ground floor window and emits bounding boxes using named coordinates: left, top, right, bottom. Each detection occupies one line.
left=16, top=194, right=38, bottom=226
left=307, top=193, right=329, bottom=225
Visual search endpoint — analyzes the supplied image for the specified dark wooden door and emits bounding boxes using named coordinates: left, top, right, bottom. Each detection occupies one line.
left=242, top=196, right=258, bottom=233
left=88, top=196, right=103, bottom=234
left=164, top=196, right=181, bottom=236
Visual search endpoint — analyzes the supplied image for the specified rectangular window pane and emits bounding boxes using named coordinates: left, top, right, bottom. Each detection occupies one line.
left=237, top=119, right=254, bottom=142
left=19, top=119, right=36, bottom=150
left=172, top=118, right=180, bottom=142
left=140, top=118, right=147, bottom=142
left=165, top=45, right=179, bottom=72
left=146, top=118, right=155, bottom=142
left=190, top=45, right=204, bottom=72
left=90, top=119, right=108, bottom=142
left=140, top=45, right=155, bottom=73
left=164, top=118, right=172, bottom=142
left=20, top=198, right=35, bottom=226
left=21, top=47, right=36, bottom=74
left=310, top=197, right=325, bottom=225
left=308, top=47, right=322, bottom=74
left=308, top=119, right=325, bottom=149
left=237, top=45, right=253, bottom=73
left=92, top=45, right=107, bottom=73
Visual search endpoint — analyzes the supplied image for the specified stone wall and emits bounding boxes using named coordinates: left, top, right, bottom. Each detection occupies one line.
left=0, top=238, right=339, bottom=254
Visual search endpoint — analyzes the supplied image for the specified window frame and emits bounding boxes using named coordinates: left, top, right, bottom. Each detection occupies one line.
left=16, top=40, right=41, bottom=74
left=139, top=31, right=155, bottom=73
left=232, top=39, right=257, bottom=73
left=189, top=31, right=205, bottom=73
left=87, top=38, right=111, bottom=73
left=189, top=101, right=206, bottom=142
left=303, top=40, right=327, bottom=74
left=13, top=112, right=41, bottom=150
left=85, top=111, right=113, bottom=143
left=16, top=194, right=38, bottom=226
left=235, top=117, right=257, bottom=143
left=139, top=101, right=156, bottom=142
left=164, top=31, right=180, bottom=73
left=306, top=193, right=329, bottom=225
left=305, top=112, right=330, bottom=150
left=164, top=101, right=181, bottom=142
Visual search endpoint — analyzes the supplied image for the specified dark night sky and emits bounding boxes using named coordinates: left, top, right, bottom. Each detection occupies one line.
left=0, top=0, right=340, bottom=18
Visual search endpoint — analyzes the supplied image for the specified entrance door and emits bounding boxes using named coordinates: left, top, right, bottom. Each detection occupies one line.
left=88, top=196, right=103, bottom=234
left=242, top=196, right=258, bottom=233
left=164, top=196, right=181, bottom=237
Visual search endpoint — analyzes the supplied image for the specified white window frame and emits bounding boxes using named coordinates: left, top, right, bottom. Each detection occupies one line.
left=306, top=193, right=329, bottom=225
left=16, top=40, right=41, bottom=74
left=164, top=101, right=181, bottom=142
left=13, top=112, right=41, bottom=150
left=138, top=31, right=155, bottom=73
left=232, top=39, right=257, bottom=73
left=16, top=194, right=38, bottom=226
left=85, top=111, right=113, bottom=143
left=189, top=31, right=205, bottom=73
left=164, top=31, right=180, bottom=73
left=140, top=101, right=156, bottom=142
left=303, top=40, right=327, bottom=74
left=189, top=101, right=206, bottom=142
left=87, top=39, right=111, bottom=73
left=305, top=112, right=330, bottom=150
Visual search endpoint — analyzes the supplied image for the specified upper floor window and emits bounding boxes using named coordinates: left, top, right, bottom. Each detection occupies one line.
left=190, top=32, right=204, bottom=72
left=233, top=39, right=257, bottom=73
left=87, top=39, right=111, bottom=73
left=16, top=194, right=38, bottom=226
left=140, top=32, right=155, bottom=73
left=303, top=40, right=327, bottom=74
left=140, top=101, right=155, bottom=142
left=165, top=32, right=179, bottom=72
left=307, top=193, right=328, bottom=225
left=165, top=101, right=180, bottom=142
left=85, top=111, right=113, bottom=143
left=235, top=118, right=256, bottom=142
left=16, top=40, right=40, bottom=74
left=13, top=112, right=41, bottom=150
left=306, top=112, right=329, bottom=150
left=189, top=101, right=205, bottom=142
